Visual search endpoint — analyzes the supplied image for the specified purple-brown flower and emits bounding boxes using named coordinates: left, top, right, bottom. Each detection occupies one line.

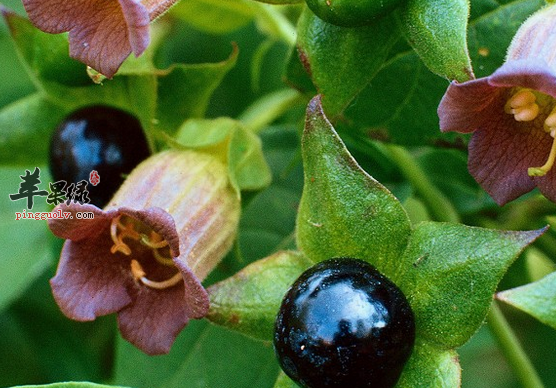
left=48, top=150, right=241, bottom=354
left=22, top=0, right=177, bottom=78
left=438, top=5, right=556, bottom=206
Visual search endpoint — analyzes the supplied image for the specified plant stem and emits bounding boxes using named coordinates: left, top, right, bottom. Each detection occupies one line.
left=384, top=144, right=460, bottom=223
left=487, top=302, right=545, bottom=388
left=239, top=89, right=304, bottom=134
left=249, top=3, right=297, bottom=46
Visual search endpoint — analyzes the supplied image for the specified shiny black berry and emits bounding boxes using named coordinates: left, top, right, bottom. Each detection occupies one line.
left=274, top=258, right=415, bottom=388
left=49, top=106, right=150, bottom=208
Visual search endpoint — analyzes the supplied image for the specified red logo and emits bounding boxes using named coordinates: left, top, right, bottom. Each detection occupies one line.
left=89, top=170, right=100, bottom=186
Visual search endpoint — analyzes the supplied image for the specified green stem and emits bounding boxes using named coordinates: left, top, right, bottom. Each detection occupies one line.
left=238, top=89, right=305, bottom=134
left=487, top=302, right=545, bottom=388
left=248, top=3, right=297, bottom=46
left=384, top=144, right=460, bottom=223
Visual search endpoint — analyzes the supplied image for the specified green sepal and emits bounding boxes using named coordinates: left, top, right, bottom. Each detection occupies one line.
left=497, top=271, right=556, bottom=330
left=207, top=250, right=313, bottom=341
left=296, top=95, right=411, bottom=281
left=296, top=8, right=400, bottom=118
left=396, top=340, right=461, bottom=388
left=397, top=0, right=473, bottom=82
left=272, top=371, right=300, bottom=388
left=174, top=117, right=272, bottom=195
left=398, top=222, right=545, bottom=349
left=155, top=46, right=238, bottom=133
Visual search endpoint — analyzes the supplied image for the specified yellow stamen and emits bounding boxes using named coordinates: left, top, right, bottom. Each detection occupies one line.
left=130, top=260, right=183, bottom=289
left=152, top=248, right=175, bottom=266
left=110, top=216, right=132, bottom=255
left=528, top=136, right=556, bottom=177
left=505, top=90, right=540, bottom=122
left=544, top=110, right=556, bottom=133
left=140, top=232, right=169, bottom=249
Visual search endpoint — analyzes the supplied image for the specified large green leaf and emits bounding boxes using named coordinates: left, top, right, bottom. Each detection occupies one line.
left=0, top=167, right=53, bottom=311
left=0, top=94, right=69, bottom=165
left=398, top=222, right=544, bottom=348
left=497, top=271, right=556, bottom=330
left=113, top=319, right=279, bottom=388
left=170, top=0, right=255, bottom=34
left=295, top=9, right=400, bottom=118
left=207, top=250, right=313, bottom=341
left=342, top=0, right=543, bottom=146
left=296, top=96, right=411, bottom=281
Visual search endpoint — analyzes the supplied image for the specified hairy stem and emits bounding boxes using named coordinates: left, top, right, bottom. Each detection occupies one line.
left=384, top=144, right=460, bottom=223
left=487, top=302, right=545, bottom=388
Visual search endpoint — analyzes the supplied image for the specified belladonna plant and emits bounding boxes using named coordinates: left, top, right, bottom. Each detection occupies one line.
left=438, top=4, right=556, bottom=206
left=47, top=149, right=241, bottom=355
left=21, top=0, right=179, bottom=77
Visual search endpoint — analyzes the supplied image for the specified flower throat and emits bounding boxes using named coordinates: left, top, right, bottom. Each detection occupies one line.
left=110, top=215, right=182, bottom=289
left=505, top=88, right=556, bottom=176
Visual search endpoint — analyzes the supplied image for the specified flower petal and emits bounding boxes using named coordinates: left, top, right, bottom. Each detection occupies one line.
left=438, top=78, right=500, bottom=134
left=467, top=121, right=547, bottom=205
left=534, top=170, right=556, bottom=203
left=22, top=0, right=150, bottom=77
left=117, top=283, right=191, bottom=355
left=48, top=203, right=111, bottom=241
left=489, top=60, right=556, bottom=98
left=51, top=227, right=132, bottom=321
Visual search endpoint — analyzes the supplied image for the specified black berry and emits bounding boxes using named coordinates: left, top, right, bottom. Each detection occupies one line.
left=49, top=106, right=150, bottom=207
left=274, top=258, right=415, bottom=388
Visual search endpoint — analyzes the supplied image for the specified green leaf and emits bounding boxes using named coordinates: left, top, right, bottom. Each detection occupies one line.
left=8, top=383, right=130, bottom=388
left=497, top=271, right=556, bottom=330
left=237, top=125, right=303, bottom=263
left=207, top=250, right=313, bottom=341
left=396, top=340, right=461, bottom=388
left=174, top=117, right=272, bottom=194
left=398, top=0, right=473, bottom=81
left=2, top=10, right=90, bottom=88
left=296, top=9, right=400, bottom=117
left=296, top=96, right=411, bottom=281
left=0, top=94, right=69, bottom=165
left=343, top=0, right=543, bottom=146
left=272, top=372, right=299, bottom=388
left=155, top=46, right=238, bottom=133
left=399, top=222, right=545, bottom=348
left=113, top=319, right=279, bottom=388
left=170, top=0, right=255, bottom=34
left=0, top=167, right=53, bottom=311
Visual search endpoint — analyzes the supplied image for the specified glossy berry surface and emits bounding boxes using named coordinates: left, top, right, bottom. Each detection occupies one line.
left=274, top=258, right=415, bottom=388
left=49, top=105, right=150, bottom=208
